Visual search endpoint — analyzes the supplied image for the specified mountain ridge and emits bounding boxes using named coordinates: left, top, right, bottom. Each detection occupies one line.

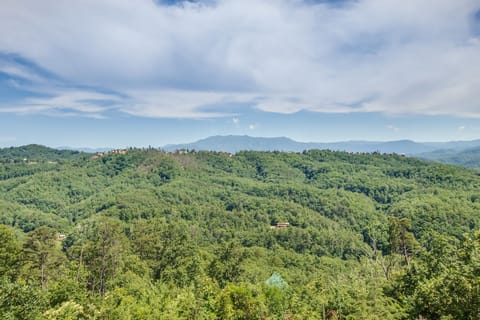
left=3, top=136, right=480, bottom=168
left=162, top=135, right=480, bottom=155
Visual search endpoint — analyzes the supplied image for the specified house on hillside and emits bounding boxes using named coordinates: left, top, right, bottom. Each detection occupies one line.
left=270, top=222, right=290, bottom=229
left=111, top=149, right=127, bottom=155
left=92, top=149, right=128, bottom=159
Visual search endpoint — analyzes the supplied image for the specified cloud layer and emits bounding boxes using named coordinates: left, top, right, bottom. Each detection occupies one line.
left=0, top=0, right=479, bottom=118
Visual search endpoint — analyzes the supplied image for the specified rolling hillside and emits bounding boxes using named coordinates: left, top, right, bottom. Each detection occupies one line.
left=420, top=146, right=480, bottom=168
left=2, top=146, right=480, bottom=318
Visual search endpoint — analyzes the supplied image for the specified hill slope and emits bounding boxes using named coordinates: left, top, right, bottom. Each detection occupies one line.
left=420, top=146, right=480, bottom=168
left=0, top=144, right=87, bottom=163
left=1, top=147, right=480, bottom=318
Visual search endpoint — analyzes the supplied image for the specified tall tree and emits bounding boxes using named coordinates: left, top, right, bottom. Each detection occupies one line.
left=66, top=217, right=128, bottom=296
left=130, top=218, right=200, bottom=286
left=208, top=241, right=247, bottom=288
left=0, top=225, right=21, bottom=280
left=23, top=226, right=63, bottom=289
left=388, top=217, right=419, bottom=266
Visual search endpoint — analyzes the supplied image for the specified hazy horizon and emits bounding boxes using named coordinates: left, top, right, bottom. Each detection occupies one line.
left=2, top=134, right=480, bottom=151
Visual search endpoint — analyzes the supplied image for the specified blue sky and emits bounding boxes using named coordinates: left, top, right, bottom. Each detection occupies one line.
left=1, top=0, right=480, bottom=148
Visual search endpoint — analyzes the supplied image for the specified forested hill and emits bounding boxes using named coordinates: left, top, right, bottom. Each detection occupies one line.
left=420, top=146, right=480, bottom=168
left=0, top=144, right=86, bottom=163
left=2, top=148, right=480, bottom=319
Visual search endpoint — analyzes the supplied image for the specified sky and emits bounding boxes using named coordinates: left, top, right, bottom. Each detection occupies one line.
left=0, top=0, right=480, bottom=148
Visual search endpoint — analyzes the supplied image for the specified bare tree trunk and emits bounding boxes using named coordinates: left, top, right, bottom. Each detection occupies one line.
left=40, top=256, right=46, bottom=290
left=100, top=232, right=107, bottom=297
left=401, top=238, right=411, bottom=266
left=380, top=256, right=394, bottom=281
left=77, top=245, right=84, bottom=281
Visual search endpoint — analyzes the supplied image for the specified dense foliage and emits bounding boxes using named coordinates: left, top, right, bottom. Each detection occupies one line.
left=1, top=146, right=480, bottom=319
left=0, top=144, right=85, bottom=164
left=421, top=146, right=480, bottom=168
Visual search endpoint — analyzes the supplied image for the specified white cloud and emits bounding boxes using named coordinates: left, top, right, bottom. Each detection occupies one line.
left=386, top=124, right=399, bottom=132
left=248, top=124, right=256, bottom=130
left=119, top=89, right=255, bottom=118
left=0, top=64, right=44, bottom=83
left=458, top=125, right=466, bottom=131
left=0, top=0, right=479, bottom=118
left=0, top=87, right=119, bottom=118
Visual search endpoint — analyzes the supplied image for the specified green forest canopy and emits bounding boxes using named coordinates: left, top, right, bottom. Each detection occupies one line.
left=1, top=146, right=480, bottom=319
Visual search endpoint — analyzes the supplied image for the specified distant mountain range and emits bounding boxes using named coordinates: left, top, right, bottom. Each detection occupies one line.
left=2, top=136, right=480, bottom=168
left=162, top=135, right=480, bottom=168
left=162, top=135, right=480, bottom=154
left=57, top=146, right=113, bottom=153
